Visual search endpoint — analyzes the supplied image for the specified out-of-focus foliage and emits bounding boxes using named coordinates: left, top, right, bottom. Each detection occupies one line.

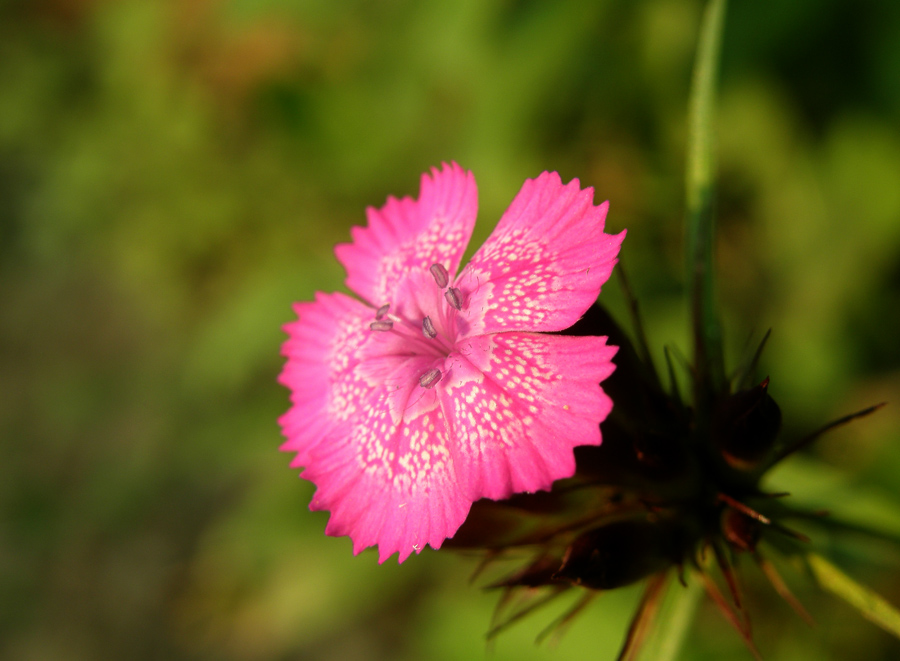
left=1, top=1, right=898, bottom=659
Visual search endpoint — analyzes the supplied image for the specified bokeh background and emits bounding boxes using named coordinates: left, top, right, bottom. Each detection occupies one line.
left=2, top=0, right=900, bottom=659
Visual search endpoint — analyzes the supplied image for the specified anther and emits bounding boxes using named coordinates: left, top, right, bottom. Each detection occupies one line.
left=429, top=263, right=449, bottom=289
left=370, top=320, right=393, bottom=331
left=444, top=287, right=462, bottom=311
left=375, top=304, right=390, bottom=320
left=422, top=316, right=437, bottom=339
left=419, top=368, right=442, bottom=389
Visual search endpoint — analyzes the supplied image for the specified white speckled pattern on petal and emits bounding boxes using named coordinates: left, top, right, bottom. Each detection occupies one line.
left=443, top=333, right=617, bottom=501
left=335, top=163, right=477, bottom=308
left=456, top=172, right=625, bottom=337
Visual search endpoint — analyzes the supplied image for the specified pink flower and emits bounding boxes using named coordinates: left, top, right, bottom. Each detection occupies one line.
left=279, top=163, right=624, bottom=563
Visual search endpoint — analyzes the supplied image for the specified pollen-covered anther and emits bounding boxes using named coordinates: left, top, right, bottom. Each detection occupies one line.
left=444, top=287, right=462, bottom=311
left=370, top=320, right=393, bottom=331
left=419, top=367, right=442, bottom=389
left=375, top=304, right=390, bottom=320
left=422, top=316, right=437, bottom=339
left=429, top=263, right=449, bottom=288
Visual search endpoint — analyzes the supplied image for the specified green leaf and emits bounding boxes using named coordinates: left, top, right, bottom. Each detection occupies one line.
left=763, top=455, right=900, bottom=546
left=685, top=0, right=727, bottom=401
left=807, top=552, right=900, bottom=639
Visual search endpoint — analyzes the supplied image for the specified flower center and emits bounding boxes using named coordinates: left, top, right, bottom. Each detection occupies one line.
left=367, top=262, right=465, bottom=389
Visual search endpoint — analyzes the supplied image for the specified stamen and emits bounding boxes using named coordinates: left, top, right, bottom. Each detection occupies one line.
left=422, top=316, right=437, bottom=339
left=419, top=368, right=442, bottom=389
left=429, top=263, right=449, bottom=288
left=444, top=287, right=462, bottom=311
left=375, top=304, right=390, bottom=320
left=370, top=320, right=393, bottom=331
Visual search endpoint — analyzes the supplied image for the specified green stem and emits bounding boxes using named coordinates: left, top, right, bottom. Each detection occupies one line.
left=686, top=0, right=727, bottom=405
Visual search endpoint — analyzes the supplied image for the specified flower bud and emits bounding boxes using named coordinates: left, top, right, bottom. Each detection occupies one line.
left=713, top=379, right=782, bottom=471
left=721, top=506, right=762, bottom=552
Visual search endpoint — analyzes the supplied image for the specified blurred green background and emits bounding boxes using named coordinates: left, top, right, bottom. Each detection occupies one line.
left=2, top=0, right=900, bottom=659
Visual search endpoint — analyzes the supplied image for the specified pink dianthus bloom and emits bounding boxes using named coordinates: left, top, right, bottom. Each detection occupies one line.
left=279, top=163, right=625, bottom=563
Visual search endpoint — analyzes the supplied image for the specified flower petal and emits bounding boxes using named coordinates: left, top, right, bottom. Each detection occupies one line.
left=335, top=162, right=478, bottom=307
left=454, top=172, right=624, bottom=337
left=301, top=389, right=471, bottom=563
left=441, top=332, right=617, bottom=501
left=279, top=291, right=471, bottom=563
left=278, top=291, right=375, bottom=467
left=388, top=267, right=460, bottom=347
